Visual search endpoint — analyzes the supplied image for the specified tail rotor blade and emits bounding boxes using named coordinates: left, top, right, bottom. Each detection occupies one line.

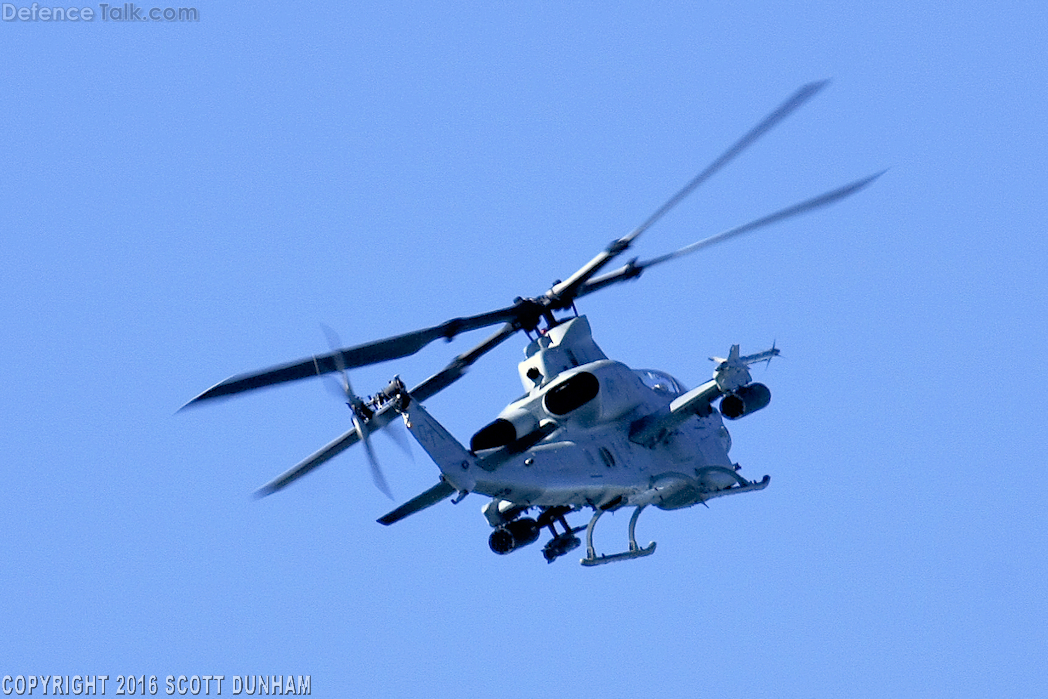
left=383, top=418, right=414, bottom=462
left=319, top=323, right=354, bottom=402
left=356, top=415, right=393, bottom=500
left=324, top=323, right=394, bottom=499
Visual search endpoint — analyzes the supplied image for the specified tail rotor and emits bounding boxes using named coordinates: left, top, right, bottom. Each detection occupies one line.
left=320, top=325, right=394, bottom=500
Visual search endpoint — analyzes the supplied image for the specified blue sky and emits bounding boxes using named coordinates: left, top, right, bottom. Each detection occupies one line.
left=2, top=2, right=1046, bottom=697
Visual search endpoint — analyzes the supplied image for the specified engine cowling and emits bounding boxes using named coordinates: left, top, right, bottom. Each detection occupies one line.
left=543, top=371, right=600, bottom=416
left=470, top=408, right=540, bottom=451
left=720, top=382, right=771, bottom=420
left=470, top=419, right=515, bottom=451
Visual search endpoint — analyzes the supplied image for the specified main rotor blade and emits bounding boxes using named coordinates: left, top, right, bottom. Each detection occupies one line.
left=624, top=80, right=830, bottom=245
left=253, top=323, right=520, bottom=497
left=253, top=402, right=398, bottom=497
left=549, top=80, right=829, bottom=304
left=184, top=306, right=523, bottom=406
left=577, top=170, right=885, bottom=298
left=411, top=323, right=520, bottom=402
left=253, top=424, right=361, bottom=498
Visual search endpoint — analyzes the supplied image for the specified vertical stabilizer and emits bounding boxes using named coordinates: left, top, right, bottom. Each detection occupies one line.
left=402, top=398, right=477, bottom=492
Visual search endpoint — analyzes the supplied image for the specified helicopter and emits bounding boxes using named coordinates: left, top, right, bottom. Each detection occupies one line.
left=184, top=80, right=881, bottom=565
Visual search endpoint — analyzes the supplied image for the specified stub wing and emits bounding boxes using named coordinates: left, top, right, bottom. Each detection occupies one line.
left=632, top=342, right=780, bottom=447
left=629, top=379, right=722, bottom=447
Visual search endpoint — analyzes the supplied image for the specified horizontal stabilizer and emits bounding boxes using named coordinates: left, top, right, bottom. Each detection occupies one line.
left=377, top=479, right=456, bottom=526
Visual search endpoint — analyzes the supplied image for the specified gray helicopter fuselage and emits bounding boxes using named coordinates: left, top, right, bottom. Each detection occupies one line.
left=183, top=81, right=879, bottom=563
left=445, top=316, right=741, bottom=511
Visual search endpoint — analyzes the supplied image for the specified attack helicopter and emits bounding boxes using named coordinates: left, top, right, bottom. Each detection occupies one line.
left=184, top=80, right=881, bottom=565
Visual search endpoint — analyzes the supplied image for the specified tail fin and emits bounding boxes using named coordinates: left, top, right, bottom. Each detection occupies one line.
left=401, top=397, right=478, bottom=493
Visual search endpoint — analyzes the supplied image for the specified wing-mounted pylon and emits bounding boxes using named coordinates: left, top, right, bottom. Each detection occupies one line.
left=631, top=343, right=780, bottom=447
left=710, top=343, right=780, bottom=372
left=710, top=343, right=781, bottom=393
left=712, top=343, right=778, bottom=421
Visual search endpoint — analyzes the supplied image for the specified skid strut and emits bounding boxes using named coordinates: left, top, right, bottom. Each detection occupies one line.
left=580, top=505, right=657, bottom=566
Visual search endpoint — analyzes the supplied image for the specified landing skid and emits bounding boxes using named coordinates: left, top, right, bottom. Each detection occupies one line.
left=580, top=506, right=657, bottom=567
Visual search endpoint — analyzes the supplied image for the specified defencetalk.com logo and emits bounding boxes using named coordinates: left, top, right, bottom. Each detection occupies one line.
left=2, top=3, right=199, bottom=21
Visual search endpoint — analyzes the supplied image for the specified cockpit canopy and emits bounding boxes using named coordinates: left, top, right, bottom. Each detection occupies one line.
left=634, top=369, right=686, bottom=396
